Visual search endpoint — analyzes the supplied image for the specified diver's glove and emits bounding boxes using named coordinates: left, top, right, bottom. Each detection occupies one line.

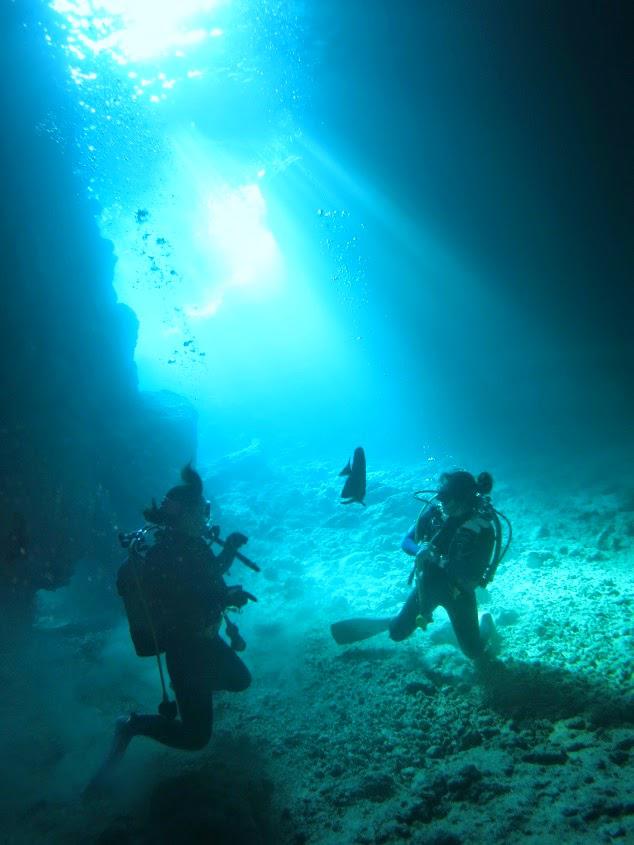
left=225, top=531, right=248, bottom=549
left=415, top=542, right=438, bottom=568
left=224, top=614, right=247, bottom=651
left=225, top=585, right=257, bottom=609
left=407, top=543, right=437, bottom=585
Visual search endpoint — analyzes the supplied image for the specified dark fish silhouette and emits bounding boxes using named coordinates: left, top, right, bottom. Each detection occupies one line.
left=339, top=447, right=366, bottom=506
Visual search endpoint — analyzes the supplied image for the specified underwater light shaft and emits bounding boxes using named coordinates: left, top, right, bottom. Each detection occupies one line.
left=198, top=183, right=282, bottom=297
left=106, top=134, right=357, bottom=412
left=50, top=0, right=228, bottom=63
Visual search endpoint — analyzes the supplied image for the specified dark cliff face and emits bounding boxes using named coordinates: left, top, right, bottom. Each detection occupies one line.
left=0, top=6, right=195, bottom=620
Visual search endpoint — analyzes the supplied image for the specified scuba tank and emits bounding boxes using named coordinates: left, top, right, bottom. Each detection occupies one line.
left=118, top=524, right=260, bottom=656
left=117, top=523, right=259, bottom=718
left=117, top=526, right=169, bottom=658
left=117, top=527, right=177, bottom=719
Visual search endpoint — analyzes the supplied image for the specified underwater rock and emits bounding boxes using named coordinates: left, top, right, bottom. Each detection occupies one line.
left=145, top=768, right=270, bottom=845
left=445, top=763, right=483, bottom=798
left=205, top=438, right=274, bottom=489
left=354, top=771, right=395, bottom=801
left=99, top=389, right=198, bottom=525
left=582, top=799, right=634, bottom=823
left=614, top=736, right=634, bottom=752
left=426, top=744, right=446, bottom=759
left=405, top=679, right=436, bottom=696
left=526, top=550, right=555, bottom=568
left=421, top=833, right=461, bottom=845
left=497, top=608, right=520, bottom=626
left=522, top=747, right=568, bottom=765
left=428, top=622, right=462, bottom=648
left=0, top=12, right=200, bottom=617
left=459, top=729, right=483, bottom=750
left=96, top=817, right=140, bottom=845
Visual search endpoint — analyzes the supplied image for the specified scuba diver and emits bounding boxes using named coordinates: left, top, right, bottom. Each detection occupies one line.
left=86, top=464, right=257, bottom=794
left=331, top=469, right=511, bottom=660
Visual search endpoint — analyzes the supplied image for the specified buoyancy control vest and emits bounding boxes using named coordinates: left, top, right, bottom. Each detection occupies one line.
left=117, top=526, right=222, bottom=657
left=413, top=499, right=511, bottom=589
left=117, top=526, right=170, bottom=657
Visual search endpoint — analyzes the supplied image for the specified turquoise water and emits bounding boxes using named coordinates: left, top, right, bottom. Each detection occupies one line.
left=1, top=2, right=632, bottom=843
left=28, top=0, right=634, bottom=461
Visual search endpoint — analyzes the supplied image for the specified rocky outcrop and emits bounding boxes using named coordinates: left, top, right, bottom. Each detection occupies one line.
left=0, top=7, right=196, bottom=627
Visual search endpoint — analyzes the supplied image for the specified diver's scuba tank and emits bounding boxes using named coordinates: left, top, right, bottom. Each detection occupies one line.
left=117, top=526, right=177, bottom=719
left=117, top=527, right=167, bottom=657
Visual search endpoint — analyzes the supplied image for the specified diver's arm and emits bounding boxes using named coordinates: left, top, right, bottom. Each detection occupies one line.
left=214, top=532, right=248, bottom=574
left=402, top=503, right=438, bottom=556
left=401, top=526, right=419, bottom=556
left=189, top=545, right=227, bottom=621
left=214, top=546, right=235, bottom=574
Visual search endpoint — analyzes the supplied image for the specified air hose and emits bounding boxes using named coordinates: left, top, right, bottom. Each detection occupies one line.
left=128, top=531, right=177, bottom=720
left=479, top=504, right=513, bottom=586
left=410, top=491, right=513, bottom=587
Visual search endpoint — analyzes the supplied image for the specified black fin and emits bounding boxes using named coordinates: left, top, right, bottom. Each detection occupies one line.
left=339, top=446, right=366, bottom=505
left=331, top=618, right=390, bottom=644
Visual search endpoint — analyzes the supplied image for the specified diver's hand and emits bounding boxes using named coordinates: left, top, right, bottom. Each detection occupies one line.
left=415, top=542, right=436, bottom=568
left=225, top=531, right=248, bottom=549
left=225, top=585, right=257, bottom=608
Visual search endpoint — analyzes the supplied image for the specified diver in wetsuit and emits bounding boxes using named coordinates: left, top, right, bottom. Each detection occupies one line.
left=331, top=469, right=509, bottom=659
left=87, top=465, right=254, bottom=791
left=391, top=469, right=499, bottom=658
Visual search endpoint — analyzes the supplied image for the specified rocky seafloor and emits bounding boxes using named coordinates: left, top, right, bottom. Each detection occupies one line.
left=3, top=452, right=633, bottom=844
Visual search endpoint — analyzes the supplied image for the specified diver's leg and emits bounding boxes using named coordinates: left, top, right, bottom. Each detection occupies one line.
left=83, top=715, right=137, bottom=797
left=478, top=612, right=501, bottom=657
left=416, top=562, right=445, bottom=627
left=389, top=561, right=445, bottom=641
left=148, top=638, right=214, bottom=749
left=117, top=638, right=215, bottom=751
left=444, top=589, right=485, bottom=660
left=389, top=588, right=425, bottom=641
left=84, top=639, right=214, bottom=795
left=210, top=636, right=251, bottom=692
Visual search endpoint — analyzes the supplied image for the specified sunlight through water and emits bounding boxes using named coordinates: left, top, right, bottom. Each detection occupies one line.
left=50, top=0, right=228, bottom=64
left=44, top=0, right=371, bottom=416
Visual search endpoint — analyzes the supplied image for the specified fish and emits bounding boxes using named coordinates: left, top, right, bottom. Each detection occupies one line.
left=339, top=446, right=366, bottom=506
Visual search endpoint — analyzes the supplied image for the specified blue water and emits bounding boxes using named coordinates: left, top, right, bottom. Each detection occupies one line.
left=28, top=0, right=634, bottom=463
left=1, top=2, right=632, bottom=843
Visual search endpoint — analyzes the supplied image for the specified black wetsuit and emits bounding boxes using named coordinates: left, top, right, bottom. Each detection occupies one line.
left=119, top=530, right=251, bottom=750
left=389, top=504, right=495, bottom=659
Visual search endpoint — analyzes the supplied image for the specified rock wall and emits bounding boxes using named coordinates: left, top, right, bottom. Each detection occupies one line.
left=0, top=6, right=196, bottom=627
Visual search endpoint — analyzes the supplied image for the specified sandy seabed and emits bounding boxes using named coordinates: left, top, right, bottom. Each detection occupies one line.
left=2, top=454, right=633, bottom=844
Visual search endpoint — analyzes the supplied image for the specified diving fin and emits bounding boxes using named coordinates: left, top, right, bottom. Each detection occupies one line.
left=330, top=617, right=391, bottom=645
